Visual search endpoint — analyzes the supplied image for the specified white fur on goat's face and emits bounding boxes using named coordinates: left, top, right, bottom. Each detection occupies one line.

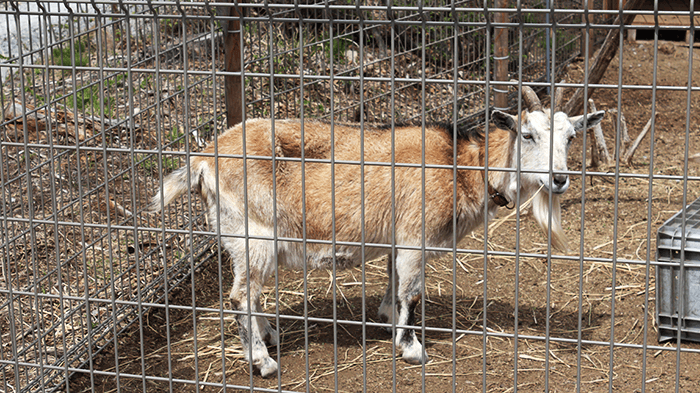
left=493, top=108, right=605, bottom=252
left=494, top=109, right=605, bottom=196
left=519, top=110, right=575, bottom=194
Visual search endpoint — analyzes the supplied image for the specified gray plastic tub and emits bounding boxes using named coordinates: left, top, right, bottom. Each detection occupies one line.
left=656, top=197, right=700, bottom=343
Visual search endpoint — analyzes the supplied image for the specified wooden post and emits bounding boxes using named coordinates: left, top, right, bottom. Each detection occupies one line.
left=587, top=99, right=611, bottom=168
left=494, top=0, right=509, bottom=110
left=221, top=3, right=242, bottom=127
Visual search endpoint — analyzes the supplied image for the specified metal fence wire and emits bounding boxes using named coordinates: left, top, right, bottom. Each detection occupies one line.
left=1, top=0, right=699, bottom=392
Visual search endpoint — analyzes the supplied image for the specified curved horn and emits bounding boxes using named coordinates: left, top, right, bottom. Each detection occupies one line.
left=508, top=79, right=543, bottom=113
left=553, top=80, right=565, bottom=113
left=521, top=85, right=543, bottom=113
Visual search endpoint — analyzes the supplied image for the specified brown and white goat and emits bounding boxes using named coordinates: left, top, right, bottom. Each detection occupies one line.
left=150, top=88, right=604, bottom=377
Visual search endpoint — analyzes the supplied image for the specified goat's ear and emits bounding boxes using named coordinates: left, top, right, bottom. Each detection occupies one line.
left=571, top=110, right=605, bottom=132
left=492, top=110, right=518, bottom=134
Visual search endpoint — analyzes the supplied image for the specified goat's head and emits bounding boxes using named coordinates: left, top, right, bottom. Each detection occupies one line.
left=491, top=85, right=605, bottom=251
left=492, top=86, right=604, bottom=195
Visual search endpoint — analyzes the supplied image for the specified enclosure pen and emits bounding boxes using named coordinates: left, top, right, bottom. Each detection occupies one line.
left=2, top=1, right=700, bottom=393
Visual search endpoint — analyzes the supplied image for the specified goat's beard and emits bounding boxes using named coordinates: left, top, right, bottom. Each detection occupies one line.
left=531, top=191, right=569, bottom=252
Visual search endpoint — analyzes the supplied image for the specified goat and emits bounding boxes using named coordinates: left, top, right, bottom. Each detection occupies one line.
left=150, top=87, right=604, bottom=378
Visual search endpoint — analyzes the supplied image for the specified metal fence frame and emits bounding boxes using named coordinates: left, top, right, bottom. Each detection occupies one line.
left=1, top=1, right=699, bottom=392
left=224, top=0, right=599, bottom=128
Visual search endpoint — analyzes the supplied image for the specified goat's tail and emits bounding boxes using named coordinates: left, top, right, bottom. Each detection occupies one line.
left=531, top=190, right=569, bottom=252
left=148, top=162, right=202, bottom=213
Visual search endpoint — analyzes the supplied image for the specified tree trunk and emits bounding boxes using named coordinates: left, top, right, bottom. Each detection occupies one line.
left=221, top=3, right=243, bottom=127
left=587, top=99, right=611, bottom=167
left=562, top=0, right=644, bottom=116
left=493, top=0, right=509, bottom=110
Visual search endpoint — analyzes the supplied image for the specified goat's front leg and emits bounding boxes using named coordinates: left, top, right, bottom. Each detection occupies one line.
left=393, top=250, right=429, bottom=365
left=256, top=297, right=279, bottom=346
left=228, top=239, right=278, bottom=378
left=230, top=280, right=278, bottom=377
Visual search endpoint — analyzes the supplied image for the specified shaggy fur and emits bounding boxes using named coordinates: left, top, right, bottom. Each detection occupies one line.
left=150, top=108, right=604, bottom=378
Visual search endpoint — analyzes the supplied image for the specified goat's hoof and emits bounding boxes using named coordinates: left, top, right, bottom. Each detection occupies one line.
left=258, top=358, right=278, bottom=378
left=402, top=346, right=429, bottom=365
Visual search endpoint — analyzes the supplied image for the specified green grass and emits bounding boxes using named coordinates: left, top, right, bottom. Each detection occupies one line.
left=52, top=41, right=90, bottom=67
left=324, top=37, right=353, bottom=65
left=60, top=83, right=115, bottom=116
left=137, top=154, right=181, bottom=174
left=168, top=125, right=184, bottom=142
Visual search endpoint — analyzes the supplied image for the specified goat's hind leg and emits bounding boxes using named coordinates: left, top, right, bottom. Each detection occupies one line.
left=229, top=239, right=278, bottom=378
left=378, top=256, right=398, bottom=333
left=393, top=250, right=429, bottom=365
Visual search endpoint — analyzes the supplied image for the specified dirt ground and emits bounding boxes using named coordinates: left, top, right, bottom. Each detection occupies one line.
left=70, top=38, right=700, bottom=392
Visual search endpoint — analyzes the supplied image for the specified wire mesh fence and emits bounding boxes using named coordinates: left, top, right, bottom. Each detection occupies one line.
left=1, top=0, right=699, bottom=392
left=239, top=0, right=604, bottom=125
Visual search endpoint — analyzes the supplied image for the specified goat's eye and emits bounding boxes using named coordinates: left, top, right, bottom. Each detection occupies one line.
left=522, top=134, right=533, bottom=141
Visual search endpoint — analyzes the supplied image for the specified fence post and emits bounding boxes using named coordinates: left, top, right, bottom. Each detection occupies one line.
left=580, top=1, right=594, bottom=58
left=494, top=0, right=509, bottom=110
left=221, top=2, right=242, bottom=127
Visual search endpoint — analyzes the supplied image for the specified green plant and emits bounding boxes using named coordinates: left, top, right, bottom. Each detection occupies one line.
left=163, top=156, right=180, bottom=172
left=168, top=125, right=183, bottom=142
left=107, top=74, right=126, bottom=89
left=136, top=154, right=180, bottom=174
left=136, top=154, right=157, bottom=173
left=52, top=41, right=90, bottom=67
left=161, top=17, right=182, bottom=36
left=22, top=77, right=47, bottom=106
left=18, top=151, right=37, bottom=163
left=73, top=85, right=99, bottom=112
left=306, top=32, right=355, bottom=66
left=139, top=75, right=153, bottom=90
left=523, top=12, right=539, bottom=25
left=325, top=37, right=353, bottom=64
left=62, top=83, right=114, bottom=116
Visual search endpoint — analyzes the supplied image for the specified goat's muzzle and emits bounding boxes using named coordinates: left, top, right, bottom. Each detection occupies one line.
left=545, top=174, right=570, bottom=195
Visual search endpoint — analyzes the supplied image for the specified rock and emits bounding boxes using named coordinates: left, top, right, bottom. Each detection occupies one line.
left=659, top=42, right=675, bottom=55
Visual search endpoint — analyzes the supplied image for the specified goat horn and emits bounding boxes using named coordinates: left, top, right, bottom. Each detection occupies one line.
left=509, top=79, right=543, bottom=113
left=521, top=85, right=542, bottom=113
left=553, top=80, right=565, bottom=113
